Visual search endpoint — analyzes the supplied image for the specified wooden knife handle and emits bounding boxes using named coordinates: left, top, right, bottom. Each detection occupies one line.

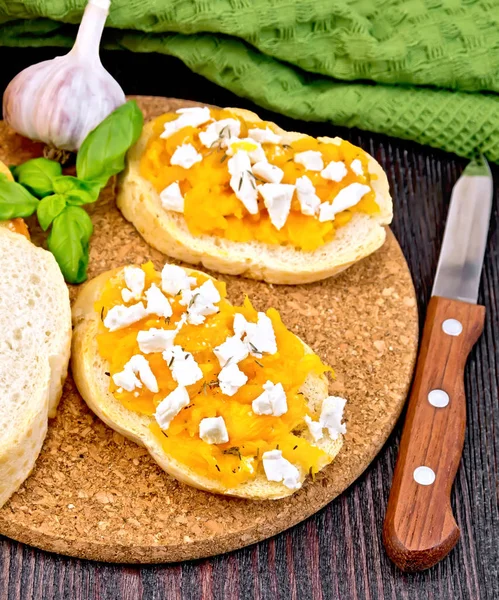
left=383, top=296, right=485, bottom=572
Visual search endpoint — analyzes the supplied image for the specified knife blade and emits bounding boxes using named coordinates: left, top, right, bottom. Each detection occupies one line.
left=432, top=156, right=493, bottom=303
left=383, top=157, right=493, bottom=572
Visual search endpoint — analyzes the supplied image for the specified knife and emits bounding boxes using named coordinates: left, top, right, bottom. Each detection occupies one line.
left=383, top=156, right=493, bottom=572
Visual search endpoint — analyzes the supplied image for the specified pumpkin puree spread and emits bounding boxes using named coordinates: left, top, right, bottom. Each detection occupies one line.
left=96, top=263, right=333, bottom=487
left=140, top=108, right=379, bottom=251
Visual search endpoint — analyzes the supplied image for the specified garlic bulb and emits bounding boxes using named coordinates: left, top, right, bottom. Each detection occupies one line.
left=3, top=0, right=125, bottom=152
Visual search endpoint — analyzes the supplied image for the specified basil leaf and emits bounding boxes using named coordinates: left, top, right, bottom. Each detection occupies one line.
left=0, top=174, right=39, bottom=219
left=12, top=158, right=62, bottom=198
left=47, top=206, right=93, bottom=284
left=52, top=176, right=100, bottom=205
left=76, top=101, right=144, bottom=185
left=37, top=194, right=67, bottom=231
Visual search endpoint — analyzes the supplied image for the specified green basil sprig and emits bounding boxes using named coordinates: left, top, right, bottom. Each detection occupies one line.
left=12, top=158, right=62, bottom=198
left=0, top=173, right=39, bottom=219
left=77, top=101, right=144, bottom=185
left=0, top=100, right=144, bottom=284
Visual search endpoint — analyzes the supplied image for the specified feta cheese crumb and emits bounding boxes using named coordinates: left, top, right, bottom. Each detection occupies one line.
left=320, top=396, right=347, bottom=440
left=350, top=159, right=363, bottom=176
left=227, top=138, right=267, bottom=164
left=321, top=160, right=347, bottom=182
left=318, top=183, right=371, bottom=222
left=214, top=335, right=249, bottom=367
left=248, top=127, right=282, bottom=144
left=163, top=345, right=203, bottom=387
left=104, top=302, right=147, bottom=332
left=218, top=362, right=248, bottom=396
left=258, top=183, right=295, bottom=230
left=228, top=151, right=259, bottom=215
left=137, top=328, right=177, bottom=354
left=304, top=415, right=324, bottom=442
left=252, top=381, right=288, bottom=416
left=244, top=312, right=278, bottom=357
left=252, top=161, right=284, bottom=184
left=155, top=386, right=190, bottom=430
left=170, top=143, right=202, bottom=169
left=161, top=264, right=196, bottom=297
left=262, top=450, right=301, bottom=490
left=145, top=283, right=172, bottom=318
left=160, top=106, right=211, bottom=139
left=183, top=279, right=221, bottom=325
left=294, top=150, right=324, bottom=172
left=199, top=416, right=229, bottom=445
left=233, top=313, right=248, bottom=339
left=160, top=181, right=184, bottom=213
left=295, top=175, right=321, bottom=216
left=112, top=355, right=158, bottom=393
left=121, top=266, right=145, bottom=303
left=199, top=118, right=241, bottom=148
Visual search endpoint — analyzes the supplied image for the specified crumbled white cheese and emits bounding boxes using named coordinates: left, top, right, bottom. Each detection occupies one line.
left=320, top=395, right=347, bottom=440
left=145, top=283, right=172, bottom=318
left=199, top=118, right=241, bottom=148
left=160, top=106, right=211, bottom=139
left=236, top=312, right=277, bottom=357
left=214, top=335, right=249, bottom=368
left=233, top=313, right=248, bottom=339
left=294, top=150, right=324, bottom=172
left=103, top=302, right=148, bottom=332
left=137, top=328, right=177, bottom=354
left=227, top=138, right=267, bottom=164
left=295, top=175, right=321, bottom=216
left=163, top=345, right=203, bottom=387
left=252, top=381, right=288, bottom=416
left=121, top=266, right=145, bottom=303
left=161, top=264, right=196, bottom=297
left=112, top=355, right=158, bottom=393
left=258, top=183, right=295, bottom=230
left=228, top=151, right=259, bottom=215
left=154, top=386, right=190, bottom=430
left=199, top=416, right=229, bottom=445
left=170, top=143, right=202, bottom=169
left=218, top=362, right=248, bottom=396
left=304, top=415, right=324, bottom=442
left=183, top=279, right=221, bottom=325
left=350, top=159, right=363, bottom=176
left=159, top=181, right=184, bottom=213
left=321, top=160, right=347, bottom=182
left=252, top=161, right=284, bottom=184
left=262, top=450, right=301, bottom=490
left=248, top=127, right=282, bottom=144
left=318, top=183, right=371, bottom=222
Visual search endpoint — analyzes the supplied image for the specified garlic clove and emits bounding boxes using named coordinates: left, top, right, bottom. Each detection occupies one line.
left=2, top=0, right=125, bottom=152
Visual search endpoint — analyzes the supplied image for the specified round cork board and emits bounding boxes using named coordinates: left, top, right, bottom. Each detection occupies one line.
left=0, top=97, right=418, bottom=563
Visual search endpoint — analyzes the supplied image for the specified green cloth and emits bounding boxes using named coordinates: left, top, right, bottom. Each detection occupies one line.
left=0, top=0, right=498, bottom=161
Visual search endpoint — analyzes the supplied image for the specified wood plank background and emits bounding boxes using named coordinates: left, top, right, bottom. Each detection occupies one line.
left=0, top=48, right=497, bottom=600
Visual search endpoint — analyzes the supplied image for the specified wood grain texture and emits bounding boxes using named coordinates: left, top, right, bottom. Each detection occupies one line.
left=384, top=297, right=486, bottom=571
left=0, top=48, right=498, bottom=599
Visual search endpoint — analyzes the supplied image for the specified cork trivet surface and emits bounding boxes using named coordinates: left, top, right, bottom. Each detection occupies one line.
left=0, top=97, right=418, bottom=563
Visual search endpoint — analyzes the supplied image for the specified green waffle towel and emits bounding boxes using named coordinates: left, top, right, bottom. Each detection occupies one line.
left=0, top=0, right=498, bottom=161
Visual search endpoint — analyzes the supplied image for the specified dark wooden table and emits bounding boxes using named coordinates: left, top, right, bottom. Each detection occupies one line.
left=0, top=48, right=497, bottom=600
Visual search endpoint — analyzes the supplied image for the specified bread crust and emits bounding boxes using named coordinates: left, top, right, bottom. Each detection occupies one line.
left=0, top=228, right=71, bottom=508
left=117, top=107, right=392, bottom=284
left=71, top=265, right=344, bottom=500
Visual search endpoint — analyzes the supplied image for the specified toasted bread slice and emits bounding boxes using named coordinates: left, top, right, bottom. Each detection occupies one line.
left=0, top=228, right=71, bottom=508
left=117, top=107, right=392, bottom=284
left=71, top=265, right=344, bottom=499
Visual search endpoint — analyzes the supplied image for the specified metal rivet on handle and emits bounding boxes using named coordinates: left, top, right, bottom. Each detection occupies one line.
left=428, top=389, right=450, bottom=408
left=442, top=318, right=463, bottom=336
left=413, top=466, right=436, bottom=486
